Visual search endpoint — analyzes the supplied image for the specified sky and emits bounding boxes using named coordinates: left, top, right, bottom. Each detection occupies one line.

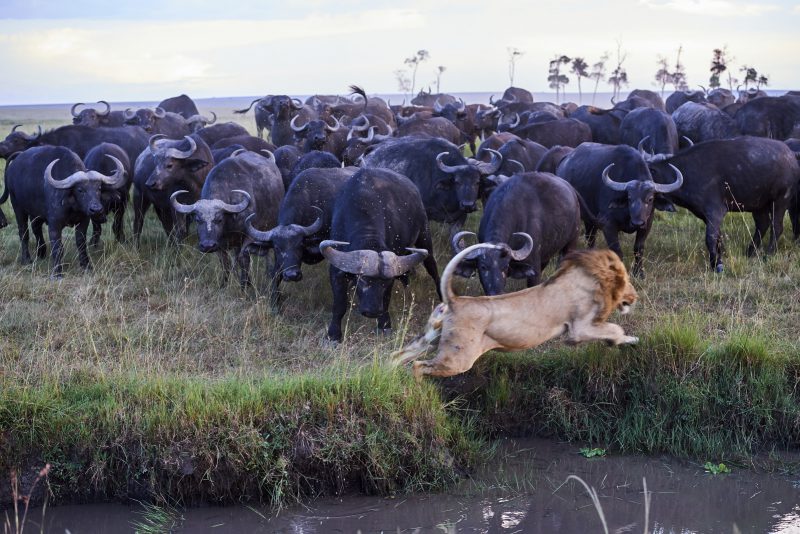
left=0, top=0, right=798, bottom=105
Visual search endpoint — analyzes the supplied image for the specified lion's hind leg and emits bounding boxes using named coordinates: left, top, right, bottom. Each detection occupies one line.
left=391, top=304, right=448, bottom=366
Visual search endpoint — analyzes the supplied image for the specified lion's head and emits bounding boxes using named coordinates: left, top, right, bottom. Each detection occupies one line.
left=548, top=249, right=638, bottom=323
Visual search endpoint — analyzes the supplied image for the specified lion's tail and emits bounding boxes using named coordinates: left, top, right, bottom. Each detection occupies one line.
left=440, top=242, right=504, bottom=305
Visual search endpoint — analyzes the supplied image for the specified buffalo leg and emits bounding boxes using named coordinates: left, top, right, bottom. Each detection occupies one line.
left=75, top=219, right=91, bottom=271
left=152, top=206, right=176, bottom=243
left=90, top=219, right=103, bottom=248
left=765, top=200, right=787, bottom=255
left=704, top=212, right=725, bottom=273
left=747, top=211, right=770, bottom=256
left=631, top=226, right=652, bottom=278
left=217, top=250, right=232, bottom=287
left=327, top=268, right=353, bottom=342
left=0, top=207, right=6, bottom=229
left=112, top=202, right=126, bottom=243
left=14, top=209, right=31, bottom=265
left=376, top=283, right=394, bottom=334
left=789, top=194, right=800, bottom=241
left=236, top=245, right=253, bottom=289
left=601, top=226, right=623, bottom=260
left=133, top=188, right=150, bottom=247
left=416, top=226, right=442, bottom=300
left=31, top=218, right=47, bottom=259
left=48, top=225, right=65, bottom=279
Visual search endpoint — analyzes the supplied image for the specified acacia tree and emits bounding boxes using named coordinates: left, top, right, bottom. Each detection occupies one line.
left=740, top=65, right=758, bottom=89
left=709, top=47, right=728, bottom=89
left=590, top=52, right=609, bottom=105
left=607, top=42, right=629, bottom=101
left=404, top=49, right=430, bottom=96
left=434, top=65, right=446, bottom=93
left=394, top=69, right=411, bottom=97
left=548, top=55, right=571, bottom=102
left=757, top=73, right=769, bottom=89
left=571, top=57, right=589, bottom=103
left=670, top=45, right=688, bottom=91
left=655, top=55, right=671, bottom=96
left=507, top=47, right=525, bottom=86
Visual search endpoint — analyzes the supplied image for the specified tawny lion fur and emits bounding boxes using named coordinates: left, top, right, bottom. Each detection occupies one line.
left=392, top=246, right=639, bottom=380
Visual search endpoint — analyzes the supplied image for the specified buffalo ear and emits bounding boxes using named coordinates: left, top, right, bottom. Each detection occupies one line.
left=186, top=159, right=210, bottom=173
left=509, top=264, right=536, bottom=279
left=608, top=199, right=627, bottom=209
left=654, top=196, right=676, bottom=212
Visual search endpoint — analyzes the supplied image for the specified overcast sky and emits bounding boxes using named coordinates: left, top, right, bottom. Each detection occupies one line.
left=0, top=0, right=798, bottom=105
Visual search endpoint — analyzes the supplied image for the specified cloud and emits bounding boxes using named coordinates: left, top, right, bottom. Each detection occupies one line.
left=640, top=0, right=780, bottom=16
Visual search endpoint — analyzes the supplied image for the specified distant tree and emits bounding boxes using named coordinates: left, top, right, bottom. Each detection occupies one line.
left=507, top=47, right=525, bottom=86
left=394, top=69, right=411, bottom=97
left=548, top=54, right=571, bottom=102
left=757, top=73, right=769, bottom=89
left=571, top=57, right=589, bottom=103
left=655, top=55, right=671, bottom=96
left=590, top=52, right=609, bottom=105
left=740, top=65, right=758, bottom=89
left=404, top=50, right=430, bottom=97
left=434, top=65, right=446, bottom=93
left=670, top=45, right=688, bottom=91
left=709, top=47, right=728, bottom=89
left=607, top=42, right=629, bottom=101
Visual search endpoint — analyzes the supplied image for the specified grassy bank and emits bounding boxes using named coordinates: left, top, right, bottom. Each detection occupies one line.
left=1, top=111, right=800, bottom=506
left=0, top=365, right=483, bottom=506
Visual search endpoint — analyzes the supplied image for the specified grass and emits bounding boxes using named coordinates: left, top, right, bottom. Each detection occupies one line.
left=1, top=109, right=800, bottom=506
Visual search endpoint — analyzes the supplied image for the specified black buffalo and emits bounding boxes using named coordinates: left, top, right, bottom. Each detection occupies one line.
left=194, top=122, right=250, bottom=148
left=84, top=142, right=132, bottom=246
left=246, top=166, right=356, bottom=305
left=665, top=90, right=706, bottom=113
left=364, top=137, right=501, bottom=229
left=556, top=143, right=683, bottom=276
left=620, top=107, right=679, bottom=156
left=570, top=106, right=626, bottom=145
left=71, top=101, right=127, bottom=128
left=649, top=137, right=800, bottom=272
left=157, top=94, right=200, bottom=119
left=321, top=167, right=441, bottom=341
left=736, top=96, right=800, bottom=139
left=452, top=172, right=581, bottom=294
left=672, top=102, right=739, bottom=145
left=170, top=150, right=284, bottom=287
left=5, top=146, right=125, bottom=277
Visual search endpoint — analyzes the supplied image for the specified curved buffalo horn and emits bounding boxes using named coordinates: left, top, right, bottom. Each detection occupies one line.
left=260, top=149, right=274, bottom=161
left=290, top=114, right=308, bottom=133
left=207, top=110, right=217, bottom=124
left=433, top=98, right=443, bottom=113
left=653, top=164, right=683, bottom=194
left=320, top=240, right=380, bottom=276
left=610, top=95, right=617, bottom=105
left=70, top=102, right=84, bottom=117
left=682, top=136, right=694, bottom=147
left=351, top=114, right=370, bottom=132
left=168, top=136, right=197, bottom=159
left=456, top=98, right=466, bottom=112
left=637, top=136, right=651, bottom=156
left=11, top=124, right=22, bottom=133
left=88, top=155, right=126, bottom=188
left=698, top=85, right=708, bottom=95
left=154, top=107, right=166, bottom=118
left=489, top=94, right=496, bottom=106
left=148, top=134, right=168, bottom=154
left=381, top=248, right=429, bottom=278
left=324, top=116, right=341, bottom=132
left=291, top=98, right=304, bottom=109
left=508, top=159, right=526, bottom=173
left=123, top=108, right=136, bottom=120
left=11, top=125, right=40, bottom=140
left=503, top=232, right=534, bottom=260
left=300, top=207, right=324, bottom=236
left=451, top=230, right=477, bottom=254
left=170, top=190, right=197, bottom=214
left=435, top=151, right=467, bottom=174
left=97, top=100, right=111, bottom=116
left=357, top=126, right=376, bottom=143
left=508, top=93, right=517, bottom=103
left=231, top=148, right=247, bottom=157
left=44, top=160, right=88, bottom=189
left=509, top=112, right=521, bottom=129
left=219, top=190, right=251, bottom=213
left=474, top=148, right=503, bottom=175
left=244, top=213, right=276, bottom=243
left=601, top=163, right=628, bottom=192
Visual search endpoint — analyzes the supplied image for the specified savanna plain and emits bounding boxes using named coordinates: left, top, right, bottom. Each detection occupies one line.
left=2, top=103, right=800, bottom=530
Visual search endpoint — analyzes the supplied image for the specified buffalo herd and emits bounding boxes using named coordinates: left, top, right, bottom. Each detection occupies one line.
left=1, top=87, right=799, bottom=341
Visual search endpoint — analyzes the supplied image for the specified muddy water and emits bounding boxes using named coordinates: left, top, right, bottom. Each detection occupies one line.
left=29, top=438, right=800, bottom=533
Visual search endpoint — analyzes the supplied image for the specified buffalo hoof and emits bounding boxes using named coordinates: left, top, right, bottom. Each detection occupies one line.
left=715, top=264, right=724, bottom=274
left=322, top=336, right=340, bottom=348
left=377, top=327, right=393, bottom=337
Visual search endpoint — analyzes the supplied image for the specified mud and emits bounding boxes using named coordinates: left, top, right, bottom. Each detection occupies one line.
left=25, top=438, right=800, bottom=533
